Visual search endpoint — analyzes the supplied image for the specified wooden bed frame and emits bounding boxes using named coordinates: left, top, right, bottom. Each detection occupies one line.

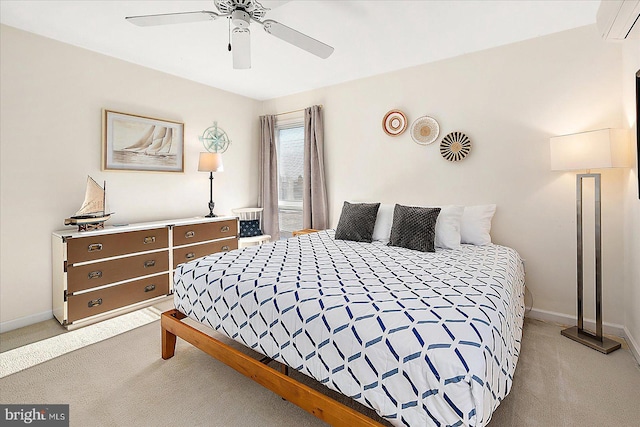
left=161, top=308, right=386, bottom=427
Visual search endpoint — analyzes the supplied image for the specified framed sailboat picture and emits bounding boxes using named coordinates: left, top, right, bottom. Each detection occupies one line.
left=102, top=110, right=184, bottom=172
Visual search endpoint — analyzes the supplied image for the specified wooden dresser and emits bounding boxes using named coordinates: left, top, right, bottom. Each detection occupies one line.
left=52, top=216, right=238, bottom=329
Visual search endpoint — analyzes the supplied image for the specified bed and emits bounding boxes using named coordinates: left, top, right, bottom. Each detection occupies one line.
left=165, top=229, right=525, bottom=426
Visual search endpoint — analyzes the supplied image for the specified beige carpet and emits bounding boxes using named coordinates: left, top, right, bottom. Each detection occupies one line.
left=0, top=307, right=161, bottom=378
left=0, top=317, right=638, bottom=426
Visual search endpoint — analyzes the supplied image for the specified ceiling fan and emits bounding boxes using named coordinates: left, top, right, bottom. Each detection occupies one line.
left=125, top=0, right=334, bottom=69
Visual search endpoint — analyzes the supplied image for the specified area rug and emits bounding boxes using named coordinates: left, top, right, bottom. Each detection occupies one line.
left=0, top=307, right=161, bottom=378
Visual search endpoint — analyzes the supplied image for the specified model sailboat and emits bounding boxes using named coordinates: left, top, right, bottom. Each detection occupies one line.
left=64, top=176, right=112, bottom=231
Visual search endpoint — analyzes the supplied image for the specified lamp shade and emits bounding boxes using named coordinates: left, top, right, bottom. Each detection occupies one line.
left=198, top=152, right=224, bottom=172
left=550, top=128, right=629, bottom=171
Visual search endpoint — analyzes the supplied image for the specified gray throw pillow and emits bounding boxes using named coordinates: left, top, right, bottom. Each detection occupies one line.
left=388, top=204, right=441, bottom=252
left=334, top=201, right=381, bottom=243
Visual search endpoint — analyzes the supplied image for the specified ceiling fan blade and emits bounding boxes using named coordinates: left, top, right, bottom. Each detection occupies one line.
left=232, top=27, right=251, bottom=69
left=262, top=19, right=333, bottom=59
left=125, top=11, right=219, bottom=27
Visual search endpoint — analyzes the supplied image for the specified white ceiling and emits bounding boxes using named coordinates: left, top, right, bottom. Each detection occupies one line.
left=0, top=0, right=600, bottom=101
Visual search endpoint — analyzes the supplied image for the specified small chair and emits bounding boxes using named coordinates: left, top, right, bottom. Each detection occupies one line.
left=232, top=207, right=271, bottom=248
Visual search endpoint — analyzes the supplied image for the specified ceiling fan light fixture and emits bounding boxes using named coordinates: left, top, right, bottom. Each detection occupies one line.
left=232, top=27, right=251, bottom=69
left=231, top=10, right=251, bottom=28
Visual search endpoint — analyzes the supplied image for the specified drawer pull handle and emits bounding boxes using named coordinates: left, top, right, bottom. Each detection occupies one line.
left=88, top=298, right=103, bottom=308
left=88, top=271, right=103, bottom=280
left=221, top=245, right=230, bottom=251
left=144, top=284, right=156, bottom=292
left=143, top=236, right=156, bottom=244
left=185, top=231, right=195, bottom=238
left=185, top=252, right=195, bottom=260
left=144, top=260, right=156, bottom=268
left=221, top=225, right=230, bottom=233
left=88, top=243, right=103, bottom=252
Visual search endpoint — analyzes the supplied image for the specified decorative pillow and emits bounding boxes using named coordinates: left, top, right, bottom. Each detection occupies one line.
left=371, top=203, right=394, bottom=242
left=239, top=219, right=263, bottom=238
left=435, top=205, right=464, bottom=249
left=334, top=201, right=380, bottom=243
left=460, top=204, right=496, bottom=245
left=388, top=204, right=441, bottom=252
left=373, top=204, right=463, bottom=249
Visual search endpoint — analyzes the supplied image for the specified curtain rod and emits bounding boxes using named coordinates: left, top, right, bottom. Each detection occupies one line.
left=274, top=105, right=323, bottom=117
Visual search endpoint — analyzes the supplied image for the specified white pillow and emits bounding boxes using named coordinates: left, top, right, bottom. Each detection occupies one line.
left=434, top=205, right=464, bottom=249
left=460, top=204, right=496, bottom=245
left=371, top=204, right=394, bottom=242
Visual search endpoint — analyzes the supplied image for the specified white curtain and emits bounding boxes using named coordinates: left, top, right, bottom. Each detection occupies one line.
left=258, top=115, right=280, bottom=240
left=303, top=105, right=329, bottom=230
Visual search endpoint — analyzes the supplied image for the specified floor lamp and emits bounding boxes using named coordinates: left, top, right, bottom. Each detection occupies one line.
left=198, top=152, right=224, bottom=217
left=550, top=128, right=629, bottom=354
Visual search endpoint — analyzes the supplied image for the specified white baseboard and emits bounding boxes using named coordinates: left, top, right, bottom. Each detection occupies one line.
left=0, top=310, right=53, bottom=333
left=623, top=326, right=640, bottom=365
left=525, top=307, right=625, bottom=336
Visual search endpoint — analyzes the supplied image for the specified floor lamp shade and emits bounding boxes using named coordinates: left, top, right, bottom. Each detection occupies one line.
left=550, top=128, right=629, bottom=354
left=198, top=152, right=223, bottom=217
left=550, top=128, right=629, bottom=171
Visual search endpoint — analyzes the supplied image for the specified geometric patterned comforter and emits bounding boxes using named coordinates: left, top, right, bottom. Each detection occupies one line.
left=174, top=230, right=525, bottom=427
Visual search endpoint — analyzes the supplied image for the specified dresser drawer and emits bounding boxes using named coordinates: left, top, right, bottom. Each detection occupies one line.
left=67, top=227, right=169, bottom=264
left=173, top=239, right=238, bottom=268
left=173, top=220, right=238, bottom=246
left=67, top=250, right=169, bottom=293
left=67, top=274, right=170, bottom=323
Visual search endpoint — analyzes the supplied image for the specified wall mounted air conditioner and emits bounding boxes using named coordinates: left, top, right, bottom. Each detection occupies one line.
left=597, top=0, right=640, bottom=40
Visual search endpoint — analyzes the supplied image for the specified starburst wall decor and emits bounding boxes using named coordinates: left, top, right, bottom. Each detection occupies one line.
left=440, top=132, right=471, bottom=162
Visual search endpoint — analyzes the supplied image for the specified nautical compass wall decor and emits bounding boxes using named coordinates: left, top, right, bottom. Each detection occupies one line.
left=199, top=122, right=231, bottom=153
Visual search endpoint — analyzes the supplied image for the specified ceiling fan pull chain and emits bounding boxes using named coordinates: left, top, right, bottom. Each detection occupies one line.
left=228, top=17, right=232, bottom=51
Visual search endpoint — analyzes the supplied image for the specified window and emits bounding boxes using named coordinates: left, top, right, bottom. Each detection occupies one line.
left=276, top=119, right=304, bottom=238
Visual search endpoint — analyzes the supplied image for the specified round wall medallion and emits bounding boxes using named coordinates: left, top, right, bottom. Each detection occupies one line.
left=440, top=132, right=471, bottom=162
left=199, top=121, right=231, bottom=153
left=410, top=116, right=440, bottom=145
left=382, top=110, right=407, bottom=136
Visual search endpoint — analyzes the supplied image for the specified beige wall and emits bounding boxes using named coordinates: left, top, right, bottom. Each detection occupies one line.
left=622, top=38, right=640, bottom=360
left=0, top=25, right=261, bottom=329
left=262, top=26, right=630, bottom=333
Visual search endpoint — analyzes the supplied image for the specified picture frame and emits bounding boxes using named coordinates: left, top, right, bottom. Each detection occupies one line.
left=102, top=109, right=184, bottom=172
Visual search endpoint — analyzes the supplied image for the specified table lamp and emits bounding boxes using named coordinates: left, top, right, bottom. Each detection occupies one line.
left=198, top=152, right=224, bottom=217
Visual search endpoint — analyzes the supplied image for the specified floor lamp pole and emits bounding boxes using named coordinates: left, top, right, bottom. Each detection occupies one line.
left=206, top=172, right=216, bottom=218
left=560, top=173, right=620, bottom=353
